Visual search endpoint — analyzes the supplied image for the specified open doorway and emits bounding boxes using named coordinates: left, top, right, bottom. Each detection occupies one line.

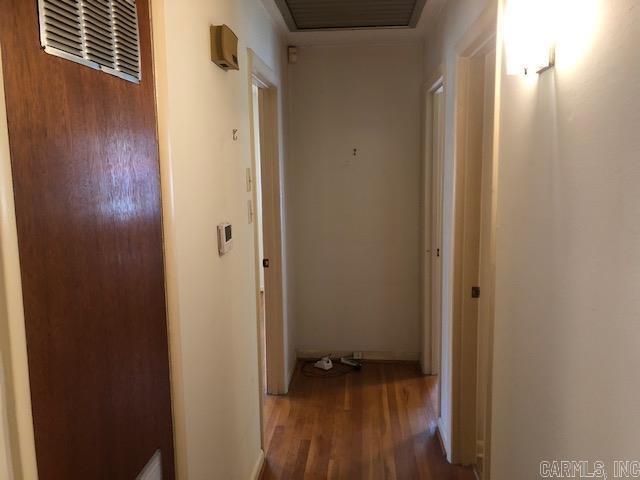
left=450, top=15, right=497, bottom=480
left=252, top=81, right=267, bottom=396
left=248, top=50, right=287, bottom=450
left=422, top=74, right=445, bottom=420
left=431, top=83, right=445, bottom=419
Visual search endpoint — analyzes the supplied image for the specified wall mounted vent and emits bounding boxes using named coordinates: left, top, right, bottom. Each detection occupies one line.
left=37, top=0, right=141, bottom=83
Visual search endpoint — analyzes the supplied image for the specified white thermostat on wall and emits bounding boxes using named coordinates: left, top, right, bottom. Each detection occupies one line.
left=217, top=223, right=233, bottom=256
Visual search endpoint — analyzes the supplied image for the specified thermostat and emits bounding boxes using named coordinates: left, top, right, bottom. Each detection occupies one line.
left=217, top=223, right=233, bottom=255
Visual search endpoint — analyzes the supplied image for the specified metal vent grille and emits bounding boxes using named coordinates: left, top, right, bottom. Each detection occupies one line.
left=274, top=0, right=428, bottom=31
left=38, top=0, right=141, bottom=83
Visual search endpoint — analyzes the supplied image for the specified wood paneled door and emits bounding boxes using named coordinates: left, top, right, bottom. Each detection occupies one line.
left=0, top=0, right=175, bottom=478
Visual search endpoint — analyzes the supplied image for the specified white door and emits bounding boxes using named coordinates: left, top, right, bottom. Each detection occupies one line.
left=431, top=85, right=445, bottom=384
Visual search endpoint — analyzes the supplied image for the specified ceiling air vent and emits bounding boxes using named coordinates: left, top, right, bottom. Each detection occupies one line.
left=38, top=0, right=141, bottom=83
left=273, top=0, right=428, bottom=31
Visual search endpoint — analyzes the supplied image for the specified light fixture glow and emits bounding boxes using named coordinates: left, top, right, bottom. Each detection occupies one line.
left=554, top=0, right=599, bottom=71
left=504, top=0, right=556, bottom=76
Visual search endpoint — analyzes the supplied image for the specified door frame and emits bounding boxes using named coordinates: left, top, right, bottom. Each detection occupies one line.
left=248, top=50, right=287, bottom=408
left=473, top=47, right=497, bottom=479
left=421, top=69, right=445, bottom=378
left=0, top=43, right=38, bottom=480
left=450, top=6, right=498, bottom=473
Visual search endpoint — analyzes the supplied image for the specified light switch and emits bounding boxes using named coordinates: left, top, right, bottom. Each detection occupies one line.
left=246, top=167, right=252, bottom=192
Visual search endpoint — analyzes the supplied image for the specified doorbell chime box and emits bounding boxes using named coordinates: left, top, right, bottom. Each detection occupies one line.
left=210, top=24, right=239, bottom=71
left=218, top=223, right=233, bottom=255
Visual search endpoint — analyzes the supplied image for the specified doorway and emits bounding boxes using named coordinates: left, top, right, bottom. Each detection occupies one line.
left=422, top=74, right=445, bottom=421
left=248, top=50, right=287, bottom=450
left=431, top=83, right=445, bottom=419
left=252, top=82, right=268, bottom=397
left=450, top=17, right=497, bottom=480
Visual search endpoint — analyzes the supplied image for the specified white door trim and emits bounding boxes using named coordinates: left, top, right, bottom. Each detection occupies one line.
left=0, top=43, right=39, bottom=480
left=421, top=68, right=446, bottom=377
left=450, top=3, right=498, bottom=472
left=248, top=49, right=287, bottom=404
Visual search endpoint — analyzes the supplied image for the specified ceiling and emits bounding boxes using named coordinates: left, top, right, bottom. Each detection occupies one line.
left=273, top=0, right=429, bottom=31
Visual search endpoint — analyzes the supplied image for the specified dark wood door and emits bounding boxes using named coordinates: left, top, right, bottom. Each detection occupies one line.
left=0, top=0, right=175, bottom=478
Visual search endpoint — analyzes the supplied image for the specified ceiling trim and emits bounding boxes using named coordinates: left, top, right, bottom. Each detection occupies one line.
left=272, top=0, right=299, bottom=31
left=409, top=0, right=428, bottom=27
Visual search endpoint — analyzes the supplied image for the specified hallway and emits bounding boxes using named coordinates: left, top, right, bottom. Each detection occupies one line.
left=1, top=0, right=638, bottom=478
left=262, top=363, right=474, bottom=479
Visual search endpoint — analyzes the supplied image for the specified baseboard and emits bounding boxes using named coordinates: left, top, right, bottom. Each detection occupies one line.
left=136, top=450, right=162, bottom=480
left=249, top=449, right=265, bottom=480
left=474, top=466, right=481, bottom=480
left=296, top=350, right=419, bottom=363
left=436, top=417, right=450, bottom=461
left=286, top=358, right=296, bottom=392
left=475, top=440, right=485, bottom=480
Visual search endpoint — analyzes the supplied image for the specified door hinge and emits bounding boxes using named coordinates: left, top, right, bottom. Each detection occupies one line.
left=263, top=258, right=270, bottom=268
left=471, top=286, right=480, bottom=298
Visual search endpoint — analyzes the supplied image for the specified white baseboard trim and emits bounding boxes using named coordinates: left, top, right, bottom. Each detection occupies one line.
left=437, top=417, right=451, bottom=462
left=420, top=355, right=430, bottom=375
left=296, top=350, right=419, bottom=363
left=136, top=450, right=162, bottom=480
left=286, top=359, right=296, bottom=392
left=249, top=449, right=265, bottom=480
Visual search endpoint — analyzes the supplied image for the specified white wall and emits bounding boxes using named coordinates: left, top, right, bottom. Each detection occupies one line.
left=424, top=0, right=640, bottom=476
left=491, top=0, right=640, bottom=478
left=287, top=43, right=424, bottom=359
left=0, top=355, right=13, bottom=480
left=151, top=0, right=287, bottom=477
left=422, top=0, right=496, bottom=458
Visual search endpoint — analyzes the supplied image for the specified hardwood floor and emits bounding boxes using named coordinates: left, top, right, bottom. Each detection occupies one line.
left=262, top=362, right=475, bottom=479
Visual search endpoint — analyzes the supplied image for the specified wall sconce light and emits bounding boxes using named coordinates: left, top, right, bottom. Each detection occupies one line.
left=504, top=0, right=556, bottom=76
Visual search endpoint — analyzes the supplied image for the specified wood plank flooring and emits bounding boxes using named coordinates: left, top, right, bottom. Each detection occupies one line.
left=262, top=362, right=475, bottom=479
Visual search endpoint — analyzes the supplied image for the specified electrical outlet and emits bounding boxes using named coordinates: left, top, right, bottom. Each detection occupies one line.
left=353, top=351, right=363, bottom=360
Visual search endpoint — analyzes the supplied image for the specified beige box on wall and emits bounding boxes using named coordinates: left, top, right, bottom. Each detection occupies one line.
left=210, top=24, right=239, bottom=71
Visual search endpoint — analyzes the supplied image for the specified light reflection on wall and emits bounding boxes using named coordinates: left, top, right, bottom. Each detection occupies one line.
left=554, top=0, right=600, bottom=72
